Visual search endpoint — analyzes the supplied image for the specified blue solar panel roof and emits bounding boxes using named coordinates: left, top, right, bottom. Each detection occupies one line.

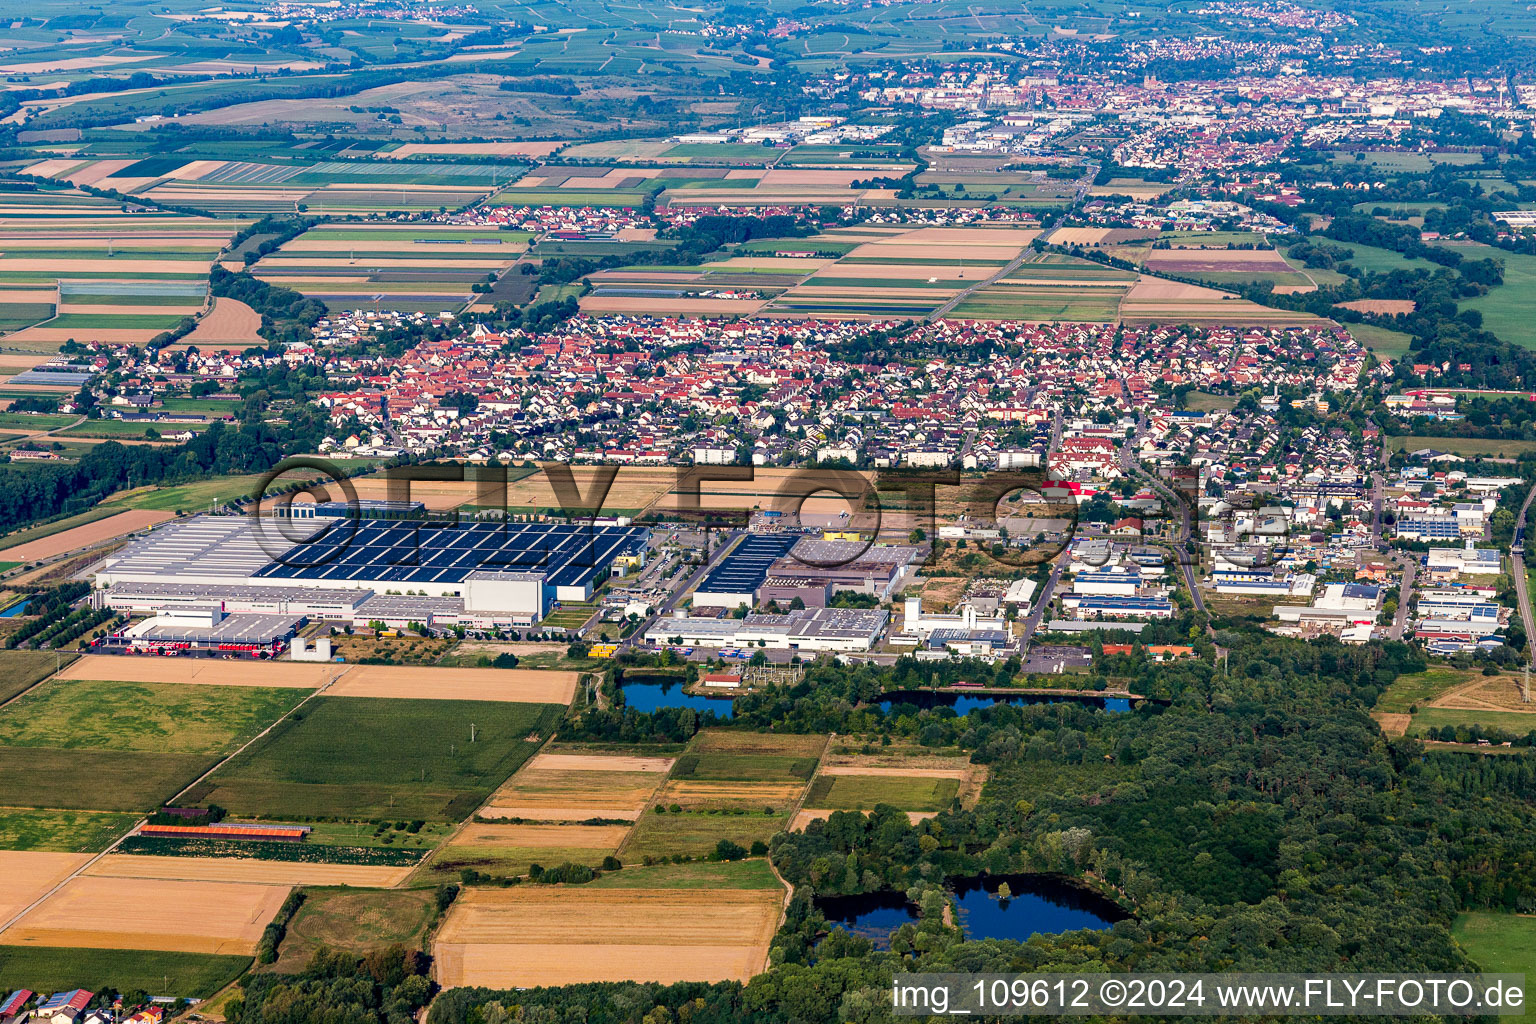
left=696, top=533, right=799, bottom=595
left=252, top=521, right=648, bottom=586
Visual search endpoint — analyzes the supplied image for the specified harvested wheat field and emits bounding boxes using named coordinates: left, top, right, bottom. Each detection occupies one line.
left=1049, top=227, right=1113, bottom=245
left=449, top=822, right=630, bottom=849
left=327, top=664, right=578, bottom=704
left=0, top=509, right=172, bottom=561
left=1430, top=675, right=1536, bottom=714
left=0, top=875, right=290, bottom=954
left=1336, top=299, right=1415, bottom=315
left=526, top=753, right=674, bottom=773
left=0, top=851, right=91, bottom=924
left=434, top=887, right=783, bottom=989
left=56, top=654, right=334, bottom=688
left=83, top=854, right=413, bottom=888
left=480, top=755, right=672, bottom=821
left=1372, top=712, right=1411, bottom=738
left=182, top=297, right=261, bottom=346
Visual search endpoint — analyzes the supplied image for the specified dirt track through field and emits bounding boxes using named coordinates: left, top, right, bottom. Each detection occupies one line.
left=83, top=854, right=414, bottom=887
left=0, top=852, right=92, bottom=924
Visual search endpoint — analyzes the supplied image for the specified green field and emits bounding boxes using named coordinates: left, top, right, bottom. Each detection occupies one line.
left=621, top=809, right=788, bottom=860
left=1349, top=322, right=1416, bottom=358
left=0, top=678, right=305, bottom=754
left=1185, top=391, right=1238, bottom=412
left=0, top=946, right=250, bottom=999
left=267, top=888, right=436, bottom=973
left=587, top=858, right=781, bottom=889
left=0, top=412, right=75, bottom=431
left=950, top=284, right=1125, bottom=321
left=43, top=313, right=193, bottom=330
left=0, top=650, right=71, bottom=705
left=0, top=806, right=137, bottom=852
left=1406, top=707, right=1536, bottom=738
left=804, top=773, right=960, bottom=811
left=1449, top=243, right=1536, bottom=350
left=1375, top=667, right=1477, bottom=714
left=1453, top=912, right=1536, bottom=977
left=1388, top=436, right=1536, bottom=458
left=59, top=420, right=177, bottom=439
left=102, top=474, right=268, bottom=512
left=420, top=841, right=614, bottom=882
left=0, top=679, right=306, bottom=811
left=184, top=697, right=562, bottom=821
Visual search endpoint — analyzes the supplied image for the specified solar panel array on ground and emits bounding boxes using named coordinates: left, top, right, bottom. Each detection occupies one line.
left=253, top=521, right=649, bottom=588
left=696, top=533, right=801, bottom=596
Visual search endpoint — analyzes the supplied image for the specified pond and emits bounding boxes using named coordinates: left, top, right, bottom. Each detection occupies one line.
left=877, top=691, right=1131, bottom=715
left=816, top=875, right=1125, bottom=948
left=617, top=680, right=734, bottom=718
left=815, top=891, right=919, bottom=948
left=0, top=599, right=30, bottom=618
left=951, top=873, right=1127, bottom=941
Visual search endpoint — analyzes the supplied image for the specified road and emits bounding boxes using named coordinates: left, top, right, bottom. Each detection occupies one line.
left=622, top=530, right=740, bottom=650
left=1510, top=481, right=1536, bottom=665
left=1016, top=555, right=1066, bottom=648
left=1387, top=553, right=1416, bottom=641
left=927, top=249, right=1033, bottom=322
left=1118, top=423, right=1206, bottom=617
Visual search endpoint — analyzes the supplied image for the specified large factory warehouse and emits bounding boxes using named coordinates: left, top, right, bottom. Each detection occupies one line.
left=93, top=512, right=649, bottom=632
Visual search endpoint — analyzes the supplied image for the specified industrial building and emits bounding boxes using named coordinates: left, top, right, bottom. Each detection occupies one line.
left=691, top=533, right=801, bottom=609
left=92, top=513, right=649, bottom=626
left=645, top=606, right=889, bottom=651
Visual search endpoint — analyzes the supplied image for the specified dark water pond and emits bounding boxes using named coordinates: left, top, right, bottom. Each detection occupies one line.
left=617, top=680, right=734, bottom=718
left=817, top=875, right=1125, bottom=948
left=878, top=691, right=1131, bottom=714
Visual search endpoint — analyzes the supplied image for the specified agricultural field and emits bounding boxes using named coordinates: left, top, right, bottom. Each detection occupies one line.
left=763, top=225, right=1037, bottom=317
left=0, top=946, right=251, bottom=998
left=55, top=654, right=334, bottom=688
left=1388, top=435, right=1536, bottom=458
left=265, top=888, right=438, bottom=973
left=802, top=771, right=962, bottom=812
left=0, top=212, right=228, bottom=347
left=325, top=664, right=581, bottom=704
left=0, top=650, right=71, bottom=705
left=0, top=875, right=290, bottom=954
left=1440, top=242, right=1536, bottom=350
left=0, top=808, right=138, bottom=853
left=1118, top=277, right=1322, bottom=326
left=24, top=157, right=512, bottom=218
left=417, top=821, right=629, bottom=882
left=434, top=885, right=784, bottom=989
left=0, top=677, right=310, bottom=811
left=0, top=508, right=171, bottom=563
left=82, top=853, right=416, bottom=888
left=183, top=696, right=563, bottom=821
left=250, top=223, right=530, bottom=314
left=481, top=750, right=675, bottom=821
